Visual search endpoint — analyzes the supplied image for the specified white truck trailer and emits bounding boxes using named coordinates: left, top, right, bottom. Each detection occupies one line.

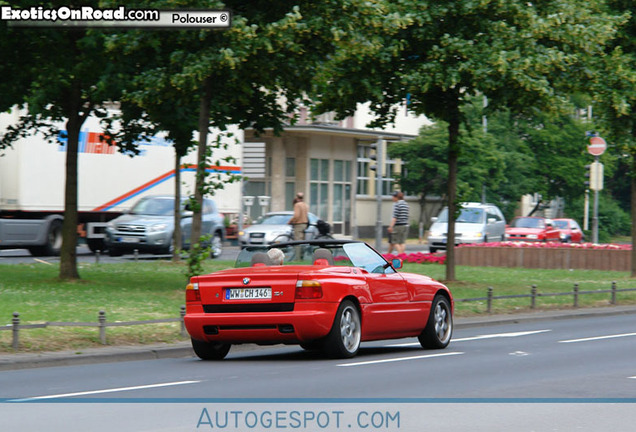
left=0, top=108, right=242, bottom=256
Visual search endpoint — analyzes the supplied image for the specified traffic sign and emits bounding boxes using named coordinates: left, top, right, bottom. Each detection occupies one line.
left=587, top=136, right=606, bottom=156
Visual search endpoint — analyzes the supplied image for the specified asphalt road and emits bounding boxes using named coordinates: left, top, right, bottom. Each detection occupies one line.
left=1, top=312, right=635, bottom=431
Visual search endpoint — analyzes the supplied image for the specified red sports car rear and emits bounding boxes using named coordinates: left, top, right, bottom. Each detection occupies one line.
left=184, top=240, right=453, bottom=360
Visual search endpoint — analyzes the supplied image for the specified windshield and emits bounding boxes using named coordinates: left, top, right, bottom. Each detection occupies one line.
left=254, top=214, right=292, bottom=225
left=436, top=208, right=485, bottom=224
left=235, top=242, right=395, bottom=274
left=512, top=217, right=544, bottom=229
left=130, top=197, right=175, bottom=216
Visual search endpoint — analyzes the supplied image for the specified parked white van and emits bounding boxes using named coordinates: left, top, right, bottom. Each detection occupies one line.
left=427, top=202, right=506, bottom=253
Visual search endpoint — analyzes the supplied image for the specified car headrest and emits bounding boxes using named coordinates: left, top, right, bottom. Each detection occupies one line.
left=251, top=252, right=271, bottom=266
left=312, top=248, right=334, bottom=265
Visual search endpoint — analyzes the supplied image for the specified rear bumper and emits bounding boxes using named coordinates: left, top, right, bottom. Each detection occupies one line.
left=185, top=302, right=339, bottom=344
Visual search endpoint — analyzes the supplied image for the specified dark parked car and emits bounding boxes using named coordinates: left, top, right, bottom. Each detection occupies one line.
left=105, top=195, right=225, bottom=257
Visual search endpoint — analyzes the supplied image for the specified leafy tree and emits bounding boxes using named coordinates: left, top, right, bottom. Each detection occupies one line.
left=315, top=0, right=619, bottom=280
left=587, top=0, right=636, bottom=275
left=110, top=0, right=389, bottom=275
left=389, top=114, right=506, bottom=227
left=0, top=1, right=128, bottom=280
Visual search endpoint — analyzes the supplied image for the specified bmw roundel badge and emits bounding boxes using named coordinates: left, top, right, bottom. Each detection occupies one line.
left=243, top=277, right=250, bottom=285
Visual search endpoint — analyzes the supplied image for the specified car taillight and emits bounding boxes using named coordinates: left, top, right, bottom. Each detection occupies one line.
left=295, top=280, right=323, bottom=299
left=186, top=282, right=200, bottom=302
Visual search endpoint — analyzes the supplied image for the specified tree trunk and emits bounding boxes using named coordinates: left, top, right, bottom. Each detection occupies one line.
left=190, top=79, right=212, bottom=249
left=59, top=84, right=82, bottom=280
left=172, top=152, right=182, bottom=262
left=59, top=116, right=80, bottom=280
left=631, top=154, right=636, bottom=277
left=445, top=97, right=461, bottom=282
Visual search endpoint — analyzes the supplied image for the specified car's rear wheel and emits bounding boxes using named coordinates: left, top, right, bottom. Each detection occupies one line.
left=418, top=295, right=452, bottom=349
left=322, top=300, right=361, bottom=358
left=191, top=338, right=231, bottom=360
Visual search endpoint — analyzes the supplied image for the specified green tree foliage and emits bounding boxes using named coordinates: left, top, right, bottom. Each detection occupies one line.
left=106, top=0, right=389, bottom=275
left=0, top=0, right=128, bottom=280
left=587, top=0, right=636, bottom=274
left=316, top=0, right=620, bottom=280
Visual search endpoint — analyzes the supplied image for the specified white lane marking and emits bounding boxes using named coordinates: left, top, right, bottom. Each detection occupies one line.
left=337, top=351, right=464, bottom=367
left=559, top=332, right=636, bottom=344
left=630, top=376, right=636, bottom=380
left=388, top=330, right=552, bottom=348
left=10, top=380, right=200, bottom=402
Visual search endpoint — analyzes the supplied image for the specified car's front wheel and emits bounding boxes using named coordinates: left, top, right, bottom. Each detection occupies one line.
left=418, top=295, right=453, bottom=349
left=191, top=338, right=231, bottom=360
left=322, top=300, right=361, bottom=358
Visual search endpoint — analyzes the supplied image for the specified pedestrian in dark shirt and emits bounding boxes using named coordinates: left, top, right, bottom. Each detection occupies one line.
left=387, top=191, right=409, bottom=254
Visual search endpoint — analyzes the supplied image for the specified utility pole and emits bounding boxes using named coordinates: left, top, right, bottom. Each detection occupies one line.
left=585, top=132, right=606, bottom=243
left=371, top=137, right=384, bottom=251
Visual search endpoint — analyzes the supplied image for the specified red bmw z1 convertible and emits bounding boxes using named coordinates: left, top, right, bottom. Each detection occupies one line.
left=184, top=240, right=453, bottom=360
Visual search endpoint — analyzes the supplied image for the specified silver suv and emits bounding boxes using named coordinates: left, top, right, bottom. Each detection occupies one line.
left=105, top=195, right=225, bottom=257
left=427, top=202, right=506, bottom=253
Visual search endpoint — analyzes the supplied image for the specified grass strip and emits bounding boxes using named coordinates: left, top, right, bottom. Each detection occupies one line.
left=1, top=260, right=634, bottom=353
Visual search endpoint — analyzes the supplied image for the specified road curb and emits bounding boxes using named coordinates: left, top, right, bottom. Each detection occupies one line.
left=2, top=305, right=636, bottom=371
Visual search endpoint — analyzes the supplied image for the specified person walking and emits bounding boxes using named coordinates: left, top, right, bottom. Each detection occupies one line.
left=288, top=192, right=309, bottom=240
left=288, top=192, right=309, bottom=260
left=387, top=191, right=409, bottom=254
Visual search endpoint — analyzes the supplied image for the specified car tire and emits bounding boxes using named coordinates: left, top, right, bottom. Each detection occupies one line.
left=322, top=300, right=361, bottom=359
left=191, top=338, right=231, bottom=360
left=108, top=247, right=124, bottom=257
left=418, top=295, right=453, bottom=349
left=209, top=232, right=223, bottom=259
left=300, top=340, right=322, bottom=351
left=429, top=247, right=437, bottom=254
left=87, top=238, right=106, bottom=253
left=29, top=219, right=63, bottom=257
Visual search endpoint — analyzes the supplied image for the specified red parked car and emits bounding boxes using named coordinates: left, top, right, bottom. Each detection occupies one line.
left=553, top=218, right=585, bottom=243
left=505, top=217, right=561, bottom=242
left=184, top=240, right=453, bottom=360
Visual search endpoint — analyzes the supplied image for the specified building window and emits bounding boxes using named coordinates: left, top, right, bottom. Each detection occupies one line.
left=285, top=157, right=296, bottom=177
left=356, top=143, right=398, bottom=197
left=310, top=158, right=329, bottom=219
left=356, top=145, right=372, bottom=196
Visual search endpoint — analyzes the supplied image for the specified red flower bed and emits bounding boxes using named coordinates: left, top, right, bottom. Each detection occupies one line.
left=458, top=241, right=631, bottom=250
left=383, top=252, right=446, bottom=265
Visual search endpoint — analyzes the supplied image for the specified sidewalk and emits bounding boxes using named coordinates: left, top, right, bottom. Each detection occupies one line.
left=2, top=305, right=635, bottom=371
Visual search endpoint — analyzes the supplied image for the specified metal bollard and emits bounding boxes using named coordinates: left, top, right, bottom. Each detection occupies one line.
left=487, top=287, right=493, bottom=313
left=531, top=285, right=537, bottom=309
left=98, top=310, right=107, bottom=345
left=573, top=283, right=579, bottom=308
left=134, top=249, right=139, bottom=262
left=95, top=250, right=100, bottom=264
left=611, top=281, right=617, bottom=305
left=12, top=312, right=20, bottom=350
left=180, top=305, right=187, bottom=338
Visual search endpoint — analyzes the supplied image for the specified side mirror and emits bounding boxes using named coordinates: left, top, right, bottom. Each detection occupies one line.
left=182, top=210, right=194, bottom=218
left=487, top=217, right=496, bottom=224
left=431, top=217, right=438, bottom=223
left=391, top=258, right=403, bottom=270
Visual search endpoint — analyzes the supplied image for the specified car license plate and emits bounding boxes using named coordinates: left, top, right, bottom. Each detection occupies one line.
left=225, top=288, right=271, bottom=300
left=119, top=237, right=140, bottom=243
